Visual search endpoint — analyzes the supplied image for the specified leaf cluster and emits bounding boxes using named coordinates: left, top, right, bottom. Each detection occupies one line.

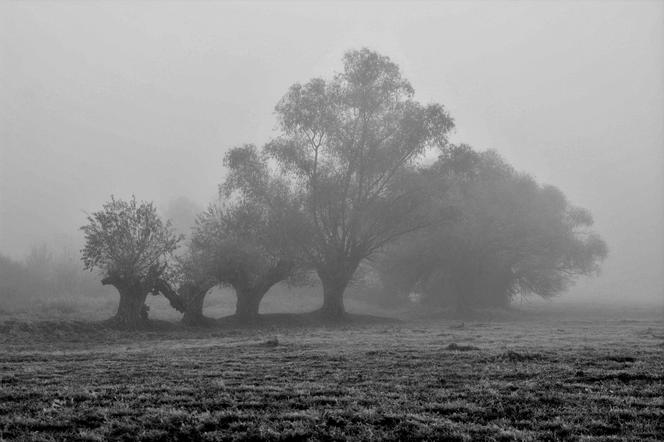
left=80, top=196, right=182, bottom=284
left=181, top=145, right=310, bottom=291
left=266, top=48, right=456, bottom=269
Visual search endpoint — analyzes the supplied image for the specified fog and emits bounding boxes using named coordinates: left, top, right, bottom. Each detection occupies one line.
left=1, top=1, right=662, bottom=306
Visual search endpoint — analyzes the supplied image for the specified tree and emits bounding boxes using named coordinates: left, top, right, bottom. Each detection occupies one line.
left=155, top=250, right=218, bottom=325
left=189, top=205, right=297, bottom=322
left=265, top=48, right=454, bottom=319
left=160, top=145, right=307, bottom=323
left=377, top=146, right=608, bottom=311
left=81, top=196, right=182, bottom=327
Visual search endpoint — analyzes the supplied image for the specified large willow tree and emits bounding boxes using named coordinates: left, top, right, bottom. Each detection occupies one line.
left=265, top=49, right=454, bottom=319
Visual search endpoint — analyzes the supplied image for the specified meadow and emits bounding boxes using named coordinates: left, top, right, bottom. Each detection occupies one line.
left=1, top=301, right=662, bottom=441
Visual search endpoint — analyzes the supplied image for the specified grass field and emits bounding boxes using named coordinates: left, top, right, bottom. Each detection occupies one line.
left=1, top=304, right=662, bottom=441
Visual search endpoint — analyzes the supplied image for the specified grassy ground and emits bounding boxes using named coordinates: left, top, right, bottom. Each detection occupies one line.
left=0, top=305, right=662, bottom=441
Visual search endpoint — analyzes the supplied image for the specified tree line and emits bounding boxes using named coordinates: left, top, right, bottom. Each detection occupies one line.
left=80, top=49, right=607, bottom=328
left=0, top=245, right=111, bottom=311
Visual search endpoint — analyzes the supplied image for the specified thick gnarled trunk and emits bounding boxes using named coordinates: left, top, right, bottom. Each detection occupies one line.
left=320, top=279, right=347, bottom=319
left=153, top=278, right=186, bottom=314
left=182, top=288, right=210, bottom=325
left=101, top=276, right=150, bottom=329
left=234, top=289, right=265, bottom=322
left=232, top=260, right=293, bottom=323
left=112, top=288, right=149, bottom=328
left=153, top=279, right=214, bottom=325
left=317, top=265, right=355, bottom=320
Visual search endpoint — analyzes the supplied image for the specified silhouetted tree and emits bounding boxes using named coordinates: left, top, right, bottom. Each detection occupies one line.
left=81, top=196, right=182, bottom=328
left=377, top=146, right=608, bottom=311
left=265, top=48, right=454, bottom=319
left=160, top=145, right=307, bottom=323
left=156, top=250, right=217, bottom=325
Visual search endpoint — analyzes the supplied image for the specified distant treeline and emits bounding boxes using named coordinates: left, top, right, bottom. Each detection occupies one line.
left=0, top=245, right=111, bottom=311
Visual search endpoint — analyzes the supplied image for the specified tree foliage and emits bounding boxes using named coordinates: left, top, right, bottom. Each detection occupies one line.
left=171, top=144, right=307, bottom=322
left=77, top=48, right=608, bottom=323
left=264, top=48, right=455, bottom=318
left=377, top=146, right=608, bottom=311
left=80, top=196, right=182, bottom=327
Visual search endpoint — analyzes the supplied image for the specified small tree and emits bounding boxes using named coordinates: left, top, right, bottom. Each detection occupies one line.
left=201, top=145, right=306, bottom=321
left=157, top=145, right=307, bottom=323
left=81, top=196, right=182, bottom=327
left=189, top=203, right=299, bottom=321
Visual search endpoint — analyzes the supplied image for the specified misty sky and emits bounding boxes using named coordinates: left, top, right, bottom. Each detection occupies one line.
left=1, top=1, right=662, bottom=303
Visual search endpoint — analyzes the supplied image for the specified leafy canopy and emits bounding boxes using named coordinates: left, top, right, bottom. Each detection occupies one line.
left=181, top=144, right=307, bottom=291
left=266, top=48, right=455, bottom=269
left=81, top=196, right=181, bottom=283
left=378, top=146, right=608, bottom=305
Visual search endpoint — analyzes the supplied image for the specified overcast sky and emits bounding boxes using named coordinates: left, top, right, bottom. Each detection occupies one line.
left=1, top=1, right=662, bottom=303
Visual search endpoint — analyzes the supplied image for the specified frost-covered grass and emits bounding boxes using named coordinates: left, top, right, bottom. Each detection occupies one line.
left=0, top=306, right=662, bottom=441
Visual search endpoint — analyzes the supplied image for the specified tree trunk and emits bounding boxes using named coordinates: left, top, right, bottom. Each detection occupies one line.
left=112, top=288, right=149, bottom=328
left=153, top=278, right=186, bottom=313
left=318, top=275, right=350, bottom=320
left=234, top=289, right=265, bottom=322
left=182, top=288, right=209, bottom=325
left=153, top=279, right=214, bottom=325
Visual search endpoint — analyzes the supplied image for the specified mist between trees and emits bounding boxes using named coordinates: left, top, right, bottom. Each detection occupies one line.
left=1, top=49, right=607, bottom=328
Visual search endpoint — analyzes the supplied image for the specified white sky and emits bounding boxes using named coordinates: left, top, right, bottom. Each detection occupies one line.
left=1, top=1, right=662, bottom=303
